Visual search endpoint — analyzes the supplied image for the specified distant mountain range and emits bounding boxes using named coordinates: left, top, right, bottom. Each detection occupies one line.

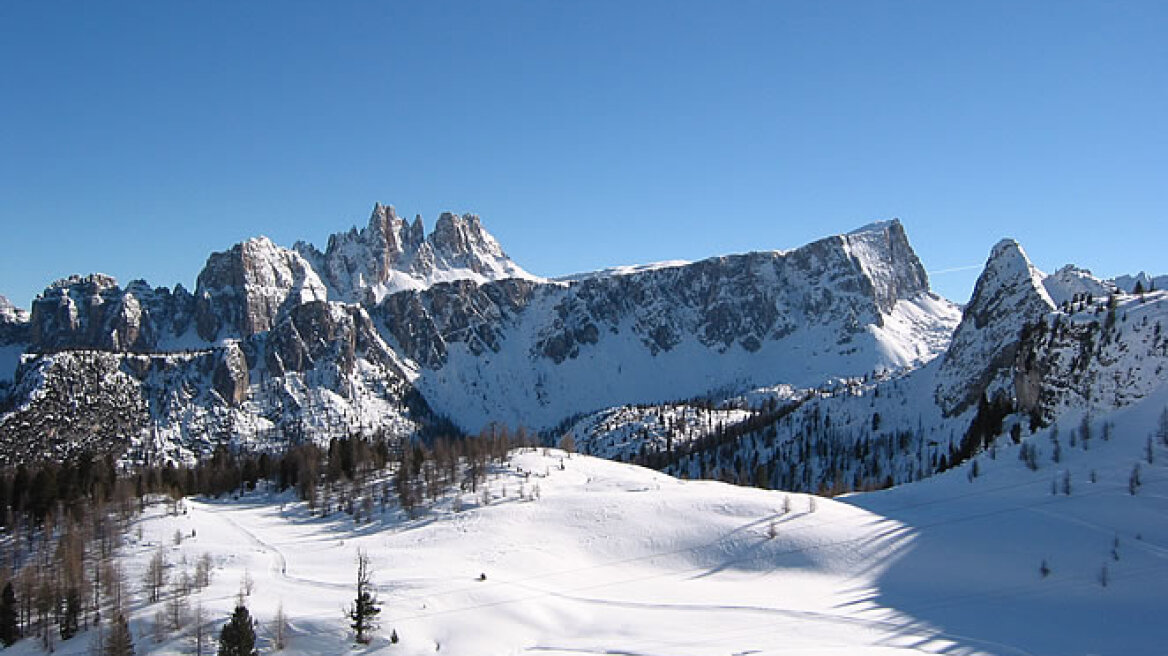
left=0, top=203, right=1163, bottom=486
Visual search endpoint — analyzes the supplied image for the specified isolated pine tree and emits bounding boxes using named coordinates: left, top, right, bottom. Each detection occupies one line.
left=217, top=605, right=257, bottom=656
left=349, top=549, right=381, bottom=644
left=0, top=582, right=18, bottom=647
left=105, top=613, right=135, bottom=656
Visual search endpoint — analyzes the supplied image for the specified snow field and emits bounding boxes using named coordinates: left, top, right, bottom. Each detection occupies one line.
left=12, top=451, right=974, bottom=655
left=11, top=383, right=1167, bottom=656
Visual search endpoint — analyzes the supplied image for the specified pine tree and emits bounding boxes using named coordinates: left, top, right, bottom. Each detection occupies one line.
left=105, top=613, right=135, bottom=656
left=217, top=605, right=257, bottom=656
left=0, top=582, right=18, bottom=647
left=349, top=549, right=381, bottom=644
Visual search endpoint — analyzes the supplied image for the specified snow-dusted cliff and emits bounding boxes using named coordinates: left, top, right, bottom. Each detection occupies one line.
left=294, top=203, right=540, bottom=303
left=3, top=202, right=1161, bottom=474
left=377, top=219, right=959, bottom=430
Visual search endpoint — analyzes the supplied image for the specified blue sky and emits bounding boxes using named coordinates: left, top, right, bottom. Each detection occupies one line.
left=1, top=1, right=1164, bottom=307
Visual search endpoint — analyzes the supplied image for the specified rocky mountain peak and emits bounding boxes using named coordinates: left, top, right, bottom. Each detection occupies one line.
left=299, top=203, right=540, bottom=302
left=935, top=238, right=1056, bottom=415
left=419, top=212, right=510, bottom=276
left=0, top=294, right=29, bottom=325
left=1112, top=271, right=1167, bottom=294
left=840, top=219, right=930, bottom=313
left=1042, top=264, right=1114, bottom=307
left=195, top=236, right=327, bottom=340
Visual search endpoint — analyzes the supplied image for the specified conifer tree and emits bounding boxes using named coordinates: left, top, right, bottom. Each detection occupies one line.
left=0, top=582, right=18, bottom=647
left=217, top=605, right=257, bottom=656
left=349, top=549, right=380, bottom=644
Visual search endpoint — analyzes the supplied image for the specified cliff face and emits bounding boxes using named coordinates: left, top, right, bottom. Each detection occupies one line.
left=295, top=203, right=538, bottom=303
left=934, top=240, right=1057, bottom=416
left=1, top=206, right=966, bottom=463
left=28, top=275, right=196, bottom=352
left=370, top=219, right=957, bottom=430
left=195, top=237, right=328, bottom=341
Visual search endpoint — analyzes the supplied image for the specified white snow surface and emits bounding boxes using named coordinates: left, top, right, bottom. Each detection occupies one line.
left=1042, top=264, right=1115, bottom=307
left=555, top=259, right=693, bottom=283
left=15, top=384, right=1168, bottom=655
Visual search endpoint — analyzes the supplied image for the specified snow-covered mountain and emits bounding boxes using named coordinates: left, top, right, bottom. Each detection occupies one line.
left=2, top=201, right=1163, bottom=479
left=933, top=239, right=1057, bottom=417
left=378, top=219, right=960, bottom=430
left=564, top=238, right=1166, bottom=497
left=1113, top=271, right=1168, bottom=294
left=294, top=203, right=540, bottom=303
left=1, top=208, right=967, bottom=464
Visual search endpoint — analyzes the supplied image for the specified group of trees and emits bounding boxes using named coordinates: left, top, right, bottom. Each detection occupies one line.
left=0, top=414, right=545, bottom=653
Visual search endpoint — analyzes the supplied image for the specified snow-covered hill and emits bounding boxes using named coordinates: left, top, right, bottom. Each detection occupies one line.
left=11, top=385, right=1167, bottom=656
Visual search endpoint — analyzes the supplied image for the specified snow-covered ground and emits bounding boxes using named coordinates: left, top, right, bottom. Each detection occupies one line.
left=11, top=388, right=1168, bottom=655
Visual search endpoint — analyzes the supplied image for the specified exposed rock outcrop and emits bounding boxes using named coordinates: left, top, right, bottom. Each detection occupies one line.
left=295, top=203, right=538, bottom=302
left=935, top=240, right=1056, bottom=416
left=195, top=237, right=327, bottom=340
left=28, top=275, right=197, bottom=352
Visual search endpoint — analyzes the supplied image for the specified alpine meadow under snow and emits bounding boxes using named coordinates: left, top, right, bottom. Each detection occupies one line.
left=1, top=203, right=1166, bottom=655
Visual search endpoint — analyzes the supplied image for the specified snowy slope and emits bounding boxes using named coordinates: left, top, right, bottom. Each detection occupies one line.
left=555, top=259, right=692, bottom=282
left=15, top=384, right=1168, bottom=656
left=848, top=385, right=1168, bottom=656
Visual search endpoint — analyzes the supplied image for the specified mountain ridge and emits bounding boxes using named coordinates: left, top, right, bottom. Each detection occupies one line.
left=2, top=203, right=1162, bottom=477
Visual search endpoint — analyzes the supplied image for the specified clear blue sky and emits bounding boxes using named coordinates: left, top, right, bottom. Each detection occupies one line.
left=1, top=1, right=1164, bottom=308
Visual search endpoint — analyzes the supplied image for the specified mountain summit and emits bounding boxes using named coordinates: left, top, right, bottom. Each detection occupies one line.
left=1, top=205, right=963, bottom=462
left=295, top=203, right=539, bottom=303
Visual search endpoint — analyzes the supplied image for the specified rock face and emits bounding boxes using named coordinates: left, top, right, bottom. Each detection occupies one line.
left=295, top=203, right=538, bottom=302
left=212, top=342, right=250, bottom=406
left=0, top=295, right=28, bottom=325
left=264, top=301, right=406, bottom=380
left=0, top=204, right=968, bottom=463
left=935, top=240, right=1056, bottom=416
left=195, top=237, right=327, bottom=340
left=0, top=295, right=29, bottom=347
left=28, top=275, right=197, bottom=352
left=374, top=219, right=958, bottom=430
